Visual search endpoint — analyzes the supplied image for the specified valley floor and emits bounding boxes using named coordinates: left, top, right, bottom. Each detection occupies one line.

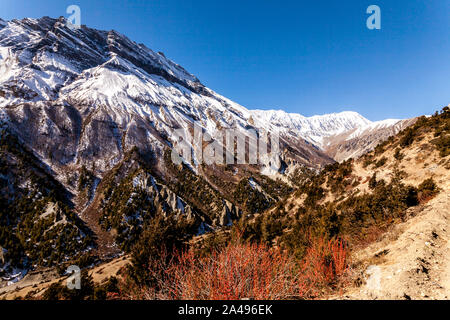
left=0, top=256, right=129, bottom=299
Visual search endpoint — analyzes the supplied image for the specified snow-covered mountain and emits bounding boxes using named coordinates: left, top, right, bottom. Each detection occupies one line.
left=0, top=17, right=412, bottom=173
left=250, top=109, right=416, bottom=161
left=0, top=16, right=336, bottom=177
left=250, top=109, right=372, bottom=149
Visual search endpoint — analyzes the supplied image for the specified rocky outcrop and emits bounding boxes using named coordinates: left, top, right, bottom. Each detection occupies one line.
left=218, top=199, right=242, bottom=227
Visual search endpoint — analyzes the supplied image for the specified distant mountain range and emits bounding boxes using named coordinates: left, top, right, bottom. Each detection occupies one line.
left=250, top=109, right=415, bottom=161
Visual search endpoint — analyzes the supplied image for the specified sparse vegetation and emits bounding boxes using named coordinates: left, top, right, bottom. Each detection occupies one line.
left=400, top=127, right=415, bottom=147
left=394, top=148, right=404, bottom=160
left=0, top=129, right=92, bottom=270
left=42, top=272, right=120, bottom=300
left=417, top=178, right=438, bottom=203
left=400, top=107, right=450, bottom=157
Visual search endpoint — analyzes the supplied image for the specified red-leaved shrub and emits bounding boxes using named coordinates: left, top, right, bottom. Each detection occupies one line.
left=119, top=237, right=348, bottom=300
left=298, top=237, right=348, bottom=297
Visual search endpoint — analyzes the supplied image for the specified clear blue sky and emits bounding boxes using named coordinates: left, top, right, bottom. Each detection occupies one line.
left=1, top=0, right=449, bottom=120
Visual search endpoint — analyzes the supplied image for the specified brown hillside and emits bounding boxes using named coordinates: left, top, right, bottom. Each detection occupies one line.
left=238, top=106, right=450, bottom=299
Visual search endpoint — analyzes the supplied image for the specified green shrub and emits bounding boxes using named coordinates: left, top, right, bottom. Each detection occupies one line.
left=400, top=128, right=415, bottom=147
left=394, top=148, right=404, bottom=160
left=374, top=157, right=388, bottom=168
left=368, top=173, right=377, bottom=190
left=432, top=135, right=450, bottom=157
left=362, top=158, right=373, bottom=168
left=417, top=178, right=438, bottom=202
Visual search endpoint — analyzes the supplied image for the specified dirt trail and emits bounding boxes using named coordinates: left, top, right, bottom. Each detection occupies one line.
left=338, top=187, right=450, bottom=300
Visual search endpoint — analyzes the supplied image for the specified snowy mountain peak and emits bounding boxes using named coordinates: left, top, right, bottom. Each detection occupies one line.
left=309, top=110, right=369, bottom=121
left=1, top=17, right=331, bottom=174
left=0, top=16, right=205, bottom=108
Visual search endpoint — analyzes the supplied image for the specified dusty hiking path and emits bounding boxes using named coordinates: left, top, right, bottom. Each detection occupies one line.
left=337, top=185, right=450, bottom=300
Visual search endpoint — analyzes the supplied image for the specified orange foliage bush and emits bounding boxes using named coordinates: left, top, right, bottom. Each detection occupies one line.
left=120, top=237, right=348, bottom=300
left=167, top=241, right=299, bottom=300
left=298, top=237, right=348, bottom=297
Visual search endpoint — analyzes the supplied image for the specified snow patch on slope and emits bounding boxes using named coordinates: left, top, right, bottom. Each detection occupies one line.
left=346, top=119, right=402, bottom=140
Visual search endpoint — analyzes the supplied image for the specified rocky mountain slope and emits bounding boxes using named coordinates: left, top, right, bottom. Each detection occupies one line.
left=333, top=109, right=450, bottom=300
left=0, top=16, right=334, bottom=178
